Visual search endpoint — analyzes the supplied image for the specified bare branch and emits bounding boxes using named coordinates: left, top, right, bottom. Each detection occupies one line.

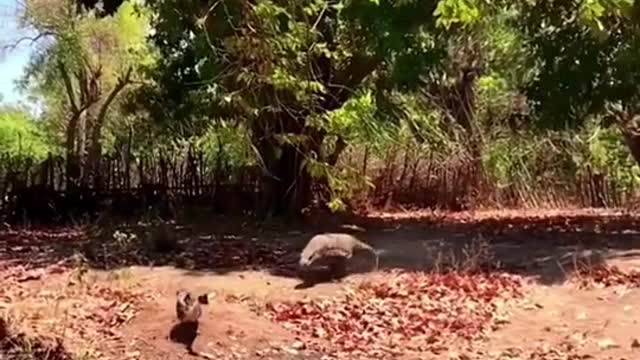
left=1, top=31, right=55, bottom=53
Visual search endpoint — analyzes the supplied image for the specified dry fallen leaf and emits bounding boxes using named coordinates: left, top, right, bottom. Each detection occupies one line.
left=573, top=264, right=640, bottom=289
left=263, top=270, right=524, bottom=357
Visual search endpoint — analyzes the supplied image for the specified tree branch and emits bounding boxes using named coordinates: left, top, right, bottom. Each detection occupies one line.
left=95, top=66, right=133, bottom=129
left=58, top=60, right=79, bottom=114
left=327, top=136, right=347, bottom=166
left=1, top=31, right=55, bottom=53
left=323, top=54, right=380, bottom=112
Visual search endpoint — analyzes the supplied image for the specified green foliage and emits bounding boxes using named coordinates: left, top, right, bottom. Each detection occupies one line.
left=8, top=0, right=640, bottom=213
left=517, top=0, right=640, bottom=128
left=575, top=117, right=640, bottom=190
left=306, top=91, right=381, bottom=207
left=0, top=107, right=57, bottom=162
left=481, top=118, right=640, bottom=199
left=434, top=0, right=484, bottom=29
left=475, top=74, right=512, bottom=127
left=320, top=91, right=378, bottom=142
left=196, top=123, right=254, bottom=170
left=17, top=0, right=156, bottom=168
left=482, top=133, right=545, bottom=187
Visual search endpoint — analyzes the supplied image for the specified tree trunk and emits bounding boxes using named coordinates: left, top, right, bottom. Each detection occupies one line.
left=78, top=111, right=89, bottom=186
left=254, top=142, right=312, bottom=219
left=271, top=143, right=311, bottom=217
left=327, top=136, right=347, bottom=166
left=58, top=61, right=99, bottom=190
left=86, top=67, right=132, bottom=189
left=252, top=115, right=315, bottom=219
left=65, top=112, right=82, bottom=190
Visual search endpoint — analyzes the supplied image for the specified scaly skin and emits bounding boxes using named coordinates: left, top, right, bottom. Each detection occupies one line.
left=299, top=233, right=380, bottom=277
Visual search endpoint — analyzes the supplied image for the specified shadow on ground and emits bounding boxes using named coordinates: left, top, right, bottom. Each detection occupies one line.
left=2, top=210, right=640, bottom=287
left=169, top=322, right=198, bottom=352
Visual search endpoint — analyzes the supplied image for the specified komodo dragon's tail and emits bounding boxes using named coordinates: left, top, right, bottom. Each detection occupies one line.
left=353, top=239, right=383, bottom=271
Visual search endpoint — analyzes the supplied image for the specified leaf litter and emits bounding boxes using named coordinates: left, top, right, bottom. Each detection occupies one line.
left=4, top=211, right=640, bottom=359
left=0, top=255, right=147, bottom=357
left=263, top=270, right=525, bottom=358
left=572, top=264, right=640, bottom=289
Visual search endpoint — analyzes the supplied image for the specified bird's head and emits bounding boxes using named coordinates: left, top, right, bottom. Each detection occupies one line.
left=176, top=290, right=193, bottom=303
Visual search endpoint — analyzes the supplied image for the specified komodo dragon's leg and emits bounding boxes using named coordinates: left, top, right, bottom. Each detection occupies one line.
left=327, top=256, right=348, bottom=280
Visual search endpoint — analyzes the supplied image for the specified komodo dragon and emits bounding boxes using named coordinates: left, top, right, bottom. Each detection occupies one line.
left=299, top=233, right=380, bottom=279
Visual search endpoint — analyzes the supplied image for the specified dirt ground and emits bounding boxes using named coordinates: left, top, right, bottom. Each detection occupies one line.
left=3, top=208, right=640, bottom=359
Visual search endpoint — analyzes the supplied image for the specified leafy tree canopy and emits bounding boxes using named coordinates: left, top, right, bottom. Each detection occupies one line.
left=0, top=105, right=55, bottom=161
left=516, top=0, right=640, bottom=128
left=132, top=0, right=508, bottom=215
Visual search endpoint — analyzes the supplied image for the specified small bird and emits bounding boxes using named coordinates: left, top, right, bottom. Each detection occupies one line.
left=176, top=290, right=202, bottom=323
left=174, top=290, right=216, bottom=360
